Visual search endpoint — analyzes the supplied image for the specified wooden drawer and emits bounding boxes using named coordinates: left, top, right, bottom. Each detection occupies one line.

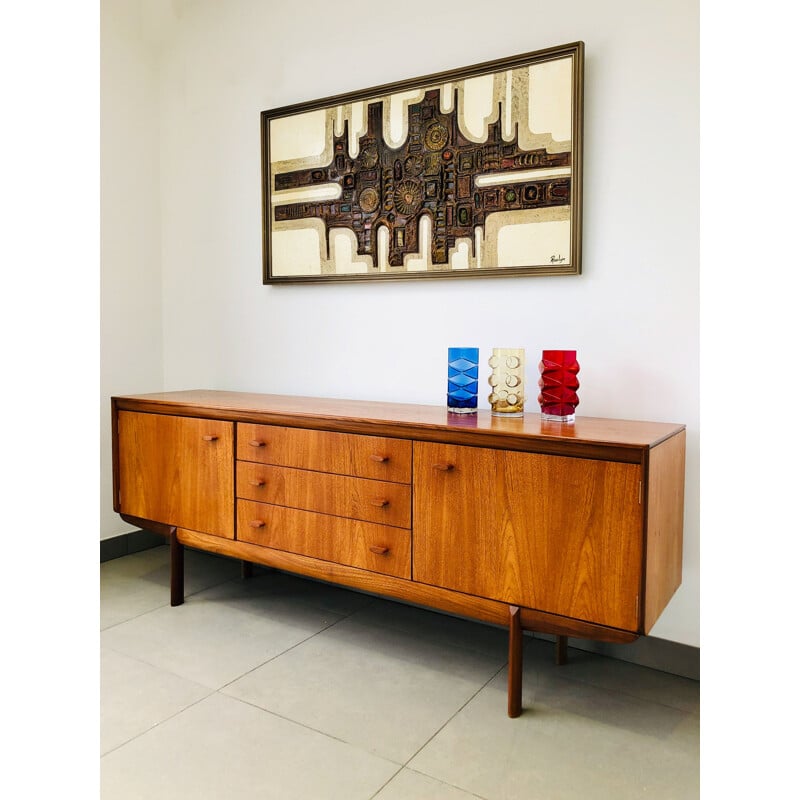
left=237, top=499, right=410, bottom=578
left=236, top=462, right=411, bottom=528
left=237, top=423, right=411, bottom=483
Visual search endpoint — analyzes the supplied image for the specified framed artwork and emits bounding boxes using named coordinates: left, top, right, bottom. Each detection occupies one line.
left=261, top=41, right=583, bottom=284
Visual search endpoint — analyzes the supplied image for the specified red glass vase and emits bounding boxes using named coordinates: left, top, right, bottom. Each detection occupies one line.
left=538, top=350, right=580, bottom=422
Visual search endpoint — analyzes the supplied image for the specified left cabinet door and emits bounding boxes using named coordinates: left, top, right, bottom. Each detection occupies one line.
left=117, top=411, right=235, bottom=538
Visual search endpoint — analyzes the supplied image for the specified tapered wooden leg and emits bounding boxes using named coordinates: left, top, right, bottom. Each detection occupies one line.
left=555, top=635, right=568, bottom=665
left=241, top=560, right=254, bottom=579
left=508, top=605, right=522, bottom=718
left=170, top=528, right=184, bottom=607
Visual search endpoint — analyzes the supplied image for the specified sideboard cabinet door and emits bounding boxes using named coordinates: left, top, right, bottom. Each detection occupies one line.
left=413, top=442, right=643, bottom=631
left=117, top=411, right=234, bottom=538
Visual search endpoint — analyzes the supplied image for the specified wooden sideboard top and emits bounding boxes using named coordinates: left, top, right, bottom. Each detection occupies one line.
left=113, top=390, right=684, bottom=463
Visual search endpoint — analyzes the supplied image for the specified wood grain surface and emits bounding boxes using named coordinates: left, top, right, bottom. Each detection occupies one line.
left=644, top=428, right=686, bottom=632
left=177, top=527, right=639, bottom=643
left=235, top=461, right=411, bottom=528
left=114, top=390, right=684, bottom=462
left=117, top=411, right=234, bottom=538
left=413, top=441, right=643, bottom=631
left=236, top=499, right=411, bottom=578
left=237, top=422, right=412, bottom=482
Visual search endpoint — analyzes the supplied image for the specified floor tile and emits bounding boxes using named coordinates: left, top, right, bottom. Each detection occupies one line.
left=223, top=613, right=506, bottom=763
left=372, top=768, right=487, bottom=799
left=102, top=578, right=345, bottom=689
left=101, top=648, right=211, bottom=755
left=100, top=550, right=699, bottom=799
left=100, top=692, right=397, bottom=800
left=527, top=637, right=700, bottom=714
left=100, top=545, right=171, bottom=581
left=100, top=548, right=172, bottom=630
left=100, top=546, right=240, bottom=629
left=235, top=568, right=378, bottom=617
left=409, top=665, right=699, bottom=800
left=348, top=597, right=508, bottom=658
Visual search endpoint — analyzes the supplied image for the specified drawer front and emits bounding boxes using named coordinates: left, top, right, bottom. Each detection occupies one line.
left=236, top=462, right=411, bottom=528
left=237, top=423, right=411, bottom=483
left=237, top=499, right=410, bottom=578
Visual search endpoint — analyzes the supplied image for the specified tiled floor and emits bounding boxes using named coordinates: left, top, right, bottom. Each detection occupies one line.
left=100, top=546, right=699, bottom=799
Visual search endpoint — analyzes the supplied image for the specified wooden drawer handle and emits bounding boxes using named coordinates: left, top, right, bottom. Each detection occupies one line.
left=249, top=520, right=266, bottom=528
left=202, top=435, right=219, bottom=442
left=370, top=498, right=390, bottom=508
left=370, top=454, right=389, bottom=463
left=249, top=439, right=266, bottom=448
left=369, top=545, right=390, bottom=556
left=248, top=479, right=265, bottom=487
left=433, top=463, right=455, bottom=471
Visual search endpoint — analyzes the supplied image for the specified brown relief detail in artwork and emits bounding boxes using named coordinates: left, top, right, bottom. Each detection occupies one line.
left=273, top=89, right=571, bottom=269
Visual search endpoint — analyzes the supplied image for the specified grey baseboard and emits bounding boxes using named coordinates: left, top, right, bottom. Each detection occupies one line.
left=100, top=529, right=166, bottom=562
left=100, top=530, right=698, bottom=680
left=533, top=631, right=699, bottom=681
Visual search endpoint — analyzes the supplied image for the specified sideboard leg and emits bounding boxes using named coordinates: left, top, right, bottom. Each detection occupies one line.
left=508, top=605, right=523, bottom=718
left=241, top=560, right=254, bottom=579
left=170, top=528, right=184, bottom=607
left=555, top=635, right=568, bottom=665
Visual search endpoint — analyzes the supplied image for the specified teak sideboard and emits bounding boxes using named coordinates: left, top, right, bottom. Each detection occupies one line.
left=111, top=390, right=686, bottom=717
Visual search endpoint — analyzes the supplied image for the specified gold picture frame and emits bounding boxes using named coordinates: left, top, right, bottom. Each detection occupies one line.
left=261, top=41, right=584, bottom=284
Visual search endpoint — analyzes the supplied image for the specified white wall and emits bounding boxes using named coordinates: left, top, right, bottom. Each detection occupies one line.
left=101, top=0, right=699, bottom=647
left=100, top=0, right=164, bottom=539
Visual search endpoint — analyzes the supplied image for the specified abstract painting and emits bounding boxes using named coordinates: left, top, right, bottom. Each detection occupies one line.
left=261, top=42, right=583, bottom=283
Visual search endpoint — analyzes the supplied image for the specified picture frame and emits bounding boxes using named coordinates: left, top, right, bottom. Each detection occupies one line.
left=261, top=41, right=584, bottom=284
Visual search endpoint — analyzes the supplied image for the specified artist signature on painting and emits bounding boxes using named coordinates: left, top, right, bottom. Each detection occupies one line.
left=550, top=254, right=566, bottom=264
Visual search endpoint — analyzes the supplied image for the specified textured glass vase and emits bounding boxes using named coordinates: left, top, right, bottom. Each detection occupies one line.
left=538, top=349, right=580, bottom=422
left=487, top=348, right=525, bottom=417
left=447, top=347, right=479, bottom=413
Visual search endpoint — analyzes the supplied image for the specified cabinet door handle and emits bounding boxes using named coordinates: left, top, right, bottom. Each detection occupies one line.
left=370, top=498, right=390, bottom=508
left=370, top=454, right=389, bottom=463
left=369, top=545, right=390, bottom=555
left=249, top=520, right=266, bottom=528
left=248, top=479, right=265, bottom=487
left=249, top=439, right=266, bottom=448
left=202, top=435, right=219, bottom=442
left=433, top=462, right=454, bottom=471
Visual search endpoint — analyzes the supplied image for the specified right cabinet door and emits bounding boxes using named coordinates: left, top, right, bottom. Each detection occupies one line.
left=413, top=442, right=643, bottom=631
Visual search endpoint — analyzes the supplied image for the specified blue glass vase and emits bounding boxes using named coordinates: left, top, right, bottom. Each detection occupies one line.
left=447, top=347, right=479, bottom=413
